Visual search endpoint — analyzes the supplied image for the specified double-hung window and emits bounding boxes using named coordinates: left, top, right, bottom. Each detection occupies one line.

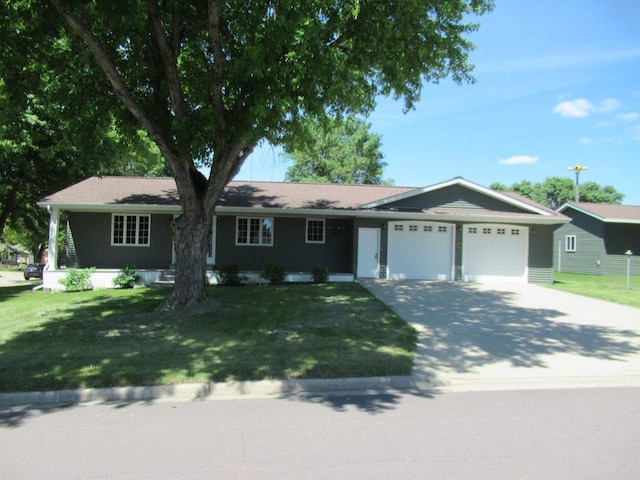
left=236, top=217, right=273, bottom=246
left=306, top=219, right=325, bottom=244
left=112, top=214, right=150, bottom=246
left=565, top=235, right=577, bottom=252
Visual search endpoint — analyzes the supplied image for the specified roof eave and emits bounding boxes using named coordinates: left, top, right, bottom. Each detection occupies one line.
left=37, top=202, right=182, bottom=214
left=217, top=206, right=568, bottom=225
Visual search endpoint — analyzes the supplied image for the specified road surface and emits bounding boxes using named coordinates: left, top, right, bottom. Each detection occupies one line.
left=2, top=387, right=639, bottom=479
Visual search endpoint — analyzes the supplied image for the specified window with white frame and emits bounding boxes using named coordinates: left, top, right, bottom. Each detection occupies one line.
left=565, top=235, right=577, bottom=252
left=236, top=217, right=273, bottom=246
left=306, top=219, right=325, bottom=243
left=112, top=214, right=151, bottom=246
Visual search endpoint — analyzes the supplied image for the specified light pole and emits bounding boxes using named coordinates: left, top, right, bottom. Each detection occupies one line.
left=568, top=163, right=588, bottom=202
left=625, top=250, right=633, bottom=290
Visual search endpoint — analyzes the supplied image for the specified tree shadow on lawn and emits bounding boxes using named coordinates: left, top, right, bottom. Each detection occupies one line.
left=375, top=281, right=640, bottom=376
left=0, top=285, right=418, bottom=425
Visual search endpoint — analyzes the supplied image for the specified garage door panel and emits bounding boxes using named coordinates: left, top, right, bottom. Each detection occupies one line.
left=462, top=225, right=527, bottom=282
left=388, top=222, right=454, bottom=280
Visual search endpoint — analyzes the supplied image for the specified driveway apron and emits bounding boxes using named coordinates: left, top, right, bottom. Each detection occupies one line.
left=360, top=279, right=640, bottom=391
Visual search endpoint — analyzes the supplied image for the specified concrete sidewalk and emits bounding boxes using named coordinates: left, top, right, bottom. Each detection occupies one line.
left=360, top=279, right=640, bottom=392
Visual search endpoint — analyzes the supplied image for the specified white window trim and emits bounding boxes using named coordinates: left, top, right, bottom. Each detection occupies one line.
left=235, top=217, right=274, bottom=246
left=111, top=214, right=151, bottom=247
left=305, top=219, right=326, bottom=244
left=565, top=235, right=577, bottom=252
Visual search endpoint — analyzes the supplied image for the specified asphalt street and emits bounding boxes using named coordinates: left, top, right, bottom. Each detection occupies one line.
left=2, top=387, right=639, bottom=479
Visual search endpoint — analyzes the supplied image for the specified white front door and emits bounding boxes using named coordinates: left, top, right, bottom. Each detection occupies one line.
left=357, top=228, right=380, bottom=278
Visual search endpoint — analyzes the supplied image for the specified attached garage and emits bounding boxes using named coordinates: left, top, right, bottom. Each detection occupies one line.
left=462, top=224, right=528, bottom=282
left=387, top=221, right=454, bottom=280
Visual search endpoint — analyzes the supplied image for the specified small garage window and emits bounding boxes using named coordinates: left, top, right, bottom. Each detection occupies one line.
left=424, top=225, right=433, bottom=232
left=409, top=225, right=418, bottom=232
left=482, top=227, right=492, bottom=234
left=497, top=228, right=506, bottom=235
left=468, top=227, right=477, bottom=234
left=565, top=235, right=577, bottom=252
left=438, top=226, right=448, bottom=233
left=511, top=229, right=520, bottom=236
left=394, top=225, right=403, bottom=231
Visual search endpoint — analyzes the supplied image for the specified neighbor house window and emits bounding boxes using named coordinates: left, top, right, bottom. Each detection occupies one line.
left=112, top=214, right=151, bottom=246
left=236, top=217, right=273, bottom=246
left=306, top=219, right=325, bottom=243
left=565, top=235, right=577, bottom=252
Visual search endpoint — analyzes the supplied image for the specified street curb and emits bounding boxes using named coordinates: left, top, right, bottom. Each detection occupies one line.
left=0, top=376, right=416, bottom=408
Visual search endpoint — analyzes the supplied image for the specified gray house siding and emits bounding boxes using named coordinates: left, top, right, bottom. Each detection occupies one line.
left=528, top=225, right=554, bottom=284
left=382, top=185, right=529, bottom=213
left=215, top=215, right=353, bottom=273
left=67, top=212, right=174, bottom=269
left=602, top=223, right=640, bottom=275
left=552, top=209, right=640, bottom=276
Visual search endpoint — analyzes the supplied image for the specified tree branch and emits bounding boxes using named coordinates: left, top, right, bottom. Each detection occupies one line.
left=145, top=0, right=187, bottom=119
left=48, top=0, right=178, bottom=171
left=207, top=0, right=226, bottom=129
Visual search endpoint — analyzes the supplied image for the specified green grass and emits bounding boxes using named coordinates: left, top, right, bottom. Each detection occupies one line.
left=548, top=272, right=640, bottom=309
left=0, top=283, right=417, bottom=393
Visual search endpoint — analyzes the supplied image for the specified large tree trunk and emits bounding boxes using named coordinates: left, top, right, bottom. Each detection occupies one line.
left=168, top=209, right=211, bottom=308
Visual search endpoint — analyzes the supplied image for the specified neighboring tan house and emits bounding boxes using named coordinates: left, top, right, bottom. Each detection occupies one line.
left=554, top=202, right=640, bottom=276
left=38, top=176, right=568, bottom=290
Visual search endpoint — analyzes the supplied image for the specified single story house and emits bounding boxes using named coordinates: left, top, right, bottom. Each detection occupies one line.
left=0, top=243, right=33, bottom=266
left=38, top=176, right=568, bottom=290
left=554, top=202, right=640, bottom=276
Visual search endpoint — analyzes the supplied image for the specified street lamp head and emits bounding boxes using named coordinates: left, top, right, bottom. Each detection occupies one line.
left=625, top=250, right=633, bottom=256
left=568, top=163, right=588, bottom=173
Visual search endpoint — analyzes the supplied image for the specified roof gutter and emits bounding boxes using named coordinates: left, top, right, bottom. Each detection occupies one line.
left=216, top=206, right=569, bottom=225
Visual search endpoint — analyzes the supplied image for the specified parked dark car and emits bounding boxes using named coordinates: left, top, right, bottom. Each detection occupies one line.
left=24, top=263, right=45, bottom=280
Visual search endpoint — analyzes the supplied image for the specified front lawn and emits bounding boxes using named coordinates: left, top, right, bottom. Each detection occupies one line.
left=548, top=272, right=640, bottom=309
left=0, top=283, right=417, bottom=393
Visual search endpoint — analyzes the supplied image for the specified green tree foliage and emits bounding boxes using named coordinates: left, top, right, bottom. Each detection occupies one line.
left=5, top=0, right=493, bottom=306
left=284, top=116, right=392, bottom=185
left=0, top=10, right=168, bottom=257
left=491, top=177, right=625, bottom=209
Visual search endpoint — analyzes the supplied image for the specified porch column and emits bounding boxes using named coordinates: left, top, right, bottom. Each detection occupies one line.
left=47, top=206, right=60, bottom=270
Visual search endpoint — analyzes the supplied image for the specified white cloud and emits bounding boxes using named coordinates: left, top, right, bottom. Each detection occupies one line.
left=498, top=155, right=539, bottom=165
left=553, top=98, right=593, bottom=118
left=630, top=125, right=640, bottom=141
left=618, top=112, right=640, bottom=121
left=597, top=98, right=621, bottom=113
left=580, top=137, right=592, bottom=145
left=553, top=97, right=621, bottom=118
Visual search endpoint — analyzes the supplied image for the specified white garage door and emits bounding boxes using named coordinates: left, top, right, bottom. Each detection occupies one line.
left=462, top=224, right=528, bottom=282
left=387, top=221, right=454, bottom=280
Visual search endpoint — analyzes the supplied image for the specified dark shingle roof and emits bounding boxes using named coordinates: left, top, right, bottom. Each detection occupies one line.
left=41, top=176, right=415, bottom=210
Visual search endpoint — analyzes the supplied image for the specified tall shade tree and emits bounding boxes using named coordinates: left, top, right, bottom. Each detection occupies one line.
left=12, top=0, right=493, bottom=306
left=492, top=177, right=624, bottom=209
left=284, top=116, right=391, bottom=185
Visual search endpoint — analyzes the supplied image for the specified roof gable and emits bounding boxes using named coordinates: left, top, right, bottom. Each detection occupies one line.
left=360, top=177, right=553, bottom=216
left=558, top=202, right=640, bottom=224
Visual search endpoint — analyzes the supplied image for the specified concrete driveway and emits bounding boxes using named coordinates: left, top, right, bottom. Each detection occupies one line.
left=360, top=279, right=640, bottom=392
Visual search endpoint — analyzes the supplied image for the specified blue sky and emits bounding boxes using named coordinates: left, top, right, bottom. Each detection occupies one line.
left=234, top=0, right=640, bottom=205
